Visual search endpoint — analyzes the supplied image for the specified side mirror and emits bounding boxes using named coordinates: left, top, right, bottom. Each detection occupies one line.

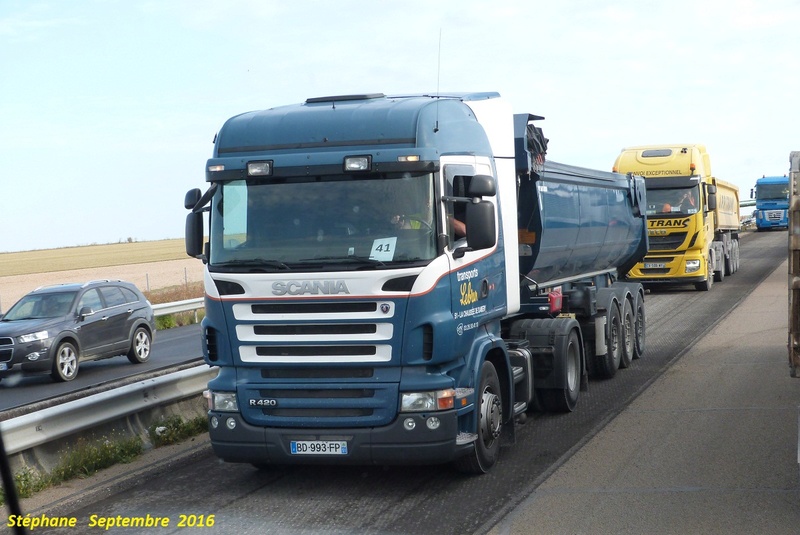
left=467, top=174, right=496, bottom=197
left=185, top=212, right=205, bottom=258
left=185, top=188, right=202, bottom=210
left=78, top=306, right=94, bottom=319
left=464, top=201, right=496, bottom=251
left=707, top=192, right=717, bottom=211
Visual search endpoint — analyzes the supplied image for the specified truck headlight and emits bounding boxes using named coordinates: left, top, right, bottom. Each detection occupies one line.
left=18, top=330, right=49, bottom=343
left=401, top=389, right=455, bottom=412
left=207, top=391, right=239, bottom=412
left=685, top=260, right=701, bottom=274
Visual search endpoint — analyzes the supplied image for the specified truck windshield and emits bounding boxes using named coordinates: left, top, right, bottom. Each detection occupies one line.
left=756, top=183, right=789, bottom=201
left=208, top=172, right=438, bottom=270
left=645, top=187, right=700, bottom=216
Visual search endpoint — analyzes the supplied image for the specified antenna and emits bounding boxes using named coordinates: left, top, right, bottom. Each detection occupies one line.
left=435, top=28, right=442, bottom=132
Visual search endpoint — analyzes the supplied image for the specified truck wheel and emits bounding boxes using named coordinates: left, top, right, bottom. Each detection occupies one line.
left=695, top=274, right=713, bottom=291
left=619, top=298, right=635, bottom=369
left=51, top=341, right=79, bottom=382
left=595, top=302, right=622, bottom=379
left=454, top=361, right=502, bottom=474
left=127, top=327, right=152, bottom=364
left=537, top=329, right=581, bottom=412
left=633, top=294, right=646, bottom=359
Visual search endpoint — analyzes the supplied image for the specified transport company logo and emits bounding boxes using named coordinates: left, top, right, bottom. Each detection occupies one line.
left=271, top=280, right=350, bottom=295
left=649, top=218, right=690, bottom=228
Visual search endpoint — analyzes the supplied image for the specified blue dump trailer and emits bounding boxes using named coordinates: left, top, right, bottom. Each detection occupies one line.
left=185, top=92, right=649, bottom=474
left=753, top=174, right=789, bottom=230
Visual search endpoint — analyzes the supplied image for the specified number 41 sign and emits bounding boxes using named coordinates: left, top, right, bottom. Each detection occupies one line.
left=370, top=237, right=397, bottom=261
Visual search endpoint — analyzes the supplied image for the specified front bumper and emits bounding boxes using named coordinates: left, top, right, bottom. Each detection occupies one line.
left=0, top=340, right=53, bottom=376
left=207, top=409, right=469, bottom=466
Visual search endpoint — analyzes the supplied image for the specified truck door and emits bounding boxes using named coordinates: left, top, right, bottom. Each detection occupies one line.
left=442, top=161, right=505, bottom=346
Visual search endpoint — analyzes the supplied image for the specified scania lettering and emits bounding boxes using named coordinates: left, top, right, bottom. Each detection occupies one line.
left=271, top=280, right=351, bottom=295
left=613, top=144, right=740, bottom=291
left=186, top=92, right=649, bottom=474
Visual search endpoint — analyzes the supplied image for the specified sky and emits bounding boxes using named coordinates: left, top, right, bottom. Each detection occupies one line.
left=1, top=0, right=798, bottom=253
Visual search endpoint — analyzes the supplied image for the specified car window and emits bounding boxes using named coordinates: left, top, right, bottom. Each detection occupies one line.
left=99, top=286, right=127, bottom=307
left=77, top=289, right=103, bottom=312
left=119, top=287, right=140, bottom=304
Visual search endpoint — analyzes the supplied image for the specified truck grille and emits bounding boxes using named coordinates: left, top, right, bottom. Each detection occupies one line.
left=238, top=380, right=398, bottom=428
left=232, top=299, right=401, bottom=427
left=649, top=233, right=687, bottom=251
left=766, top=210, right=784, bottom=221
left=233, top=300, right=395, bottom=364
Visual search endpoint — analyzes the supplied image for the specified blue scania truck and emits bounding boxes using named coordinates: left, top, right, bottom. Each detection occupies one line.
left=184, top=92, right=649, bottom=473
left=752, top=174, right=789, bottom=231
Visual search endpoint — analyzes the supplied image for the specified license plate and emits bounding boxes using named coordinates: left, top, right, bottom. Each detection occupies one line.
left=290, top=440, right=348, bottom=455
left=0, top=363, right=6, bottom=371
left=644, top=262, right=666, bottom=269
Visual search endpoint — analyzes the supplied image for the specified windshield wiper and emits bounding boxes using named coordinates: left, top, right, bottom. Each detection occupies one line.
left=214, top=259, right=292, bottom=270
left=299, top=255, right=387, bottom=268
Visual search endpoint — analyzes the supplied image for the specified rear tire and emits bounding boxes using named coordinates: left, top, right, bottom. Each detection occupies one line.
left=536, top=330, right=581, bottom=412
left=454, top=361, right=502, bottom=474
left=619, top=298, right=635, bottom=369
left=127, top=327, right=152, bottom=364
left=594, top=302, right=622, bottom=379
left=633, top=294, right=646, bottom=359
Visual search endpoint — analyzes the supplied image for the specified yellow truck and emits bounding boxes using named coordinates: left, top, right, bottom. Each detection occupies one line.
left=613, top=144, right=740, bottom=291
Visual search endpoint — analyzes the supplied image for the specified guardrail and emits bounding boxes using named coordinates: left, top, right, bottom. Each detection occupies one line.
left=0, top=365, right=216, bottom=455
left=152, top=297, right=204, bottom=317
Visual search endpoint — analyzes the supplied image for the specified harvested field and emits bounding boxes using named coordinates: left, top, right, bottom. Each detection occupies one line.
left=0, top=240, right=204, bottom=311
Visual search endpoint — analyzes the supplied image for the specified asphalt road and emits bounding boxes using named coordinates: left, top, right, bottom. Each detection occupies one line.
left=13, top=230, right=790, bottom=534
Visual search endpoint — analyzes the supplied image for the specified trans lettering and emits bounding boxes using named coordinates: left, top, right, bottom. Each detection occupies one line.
left=272, top=280, right=350, bottom=296
left=649, top=218, right=690, bottom=229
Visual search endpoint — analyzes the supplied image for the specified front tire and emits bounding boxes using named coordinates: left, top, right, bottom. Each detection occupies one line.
left=51, top=341, right=79, bottom=382
left=454, top=361, right=503, bottom=474
left=127, top=327, right=152, bottom=364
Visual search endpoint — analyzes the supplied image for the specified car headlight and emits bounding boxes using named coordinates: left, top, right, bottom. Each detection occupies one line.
left=685, top=260, right=701, bottom=273
left=18, top=330, right=49, bottom=343
left=401, top=389, right=455, bottom=412
left=206, top=391, right=239, bottom=412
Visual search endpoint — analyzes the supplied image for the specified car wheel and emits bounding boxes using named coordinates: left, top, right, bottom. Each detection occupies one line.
left=127, top=327, right=152, bottom=364
left=51, top=341, right=79, bottom=382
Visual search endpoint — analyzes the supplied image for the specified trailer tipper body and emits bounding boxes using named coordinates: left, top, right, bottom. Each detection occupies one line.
left=613, top=144, right=740, bottom=291
left=185, top=92, right=648, bottom=473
